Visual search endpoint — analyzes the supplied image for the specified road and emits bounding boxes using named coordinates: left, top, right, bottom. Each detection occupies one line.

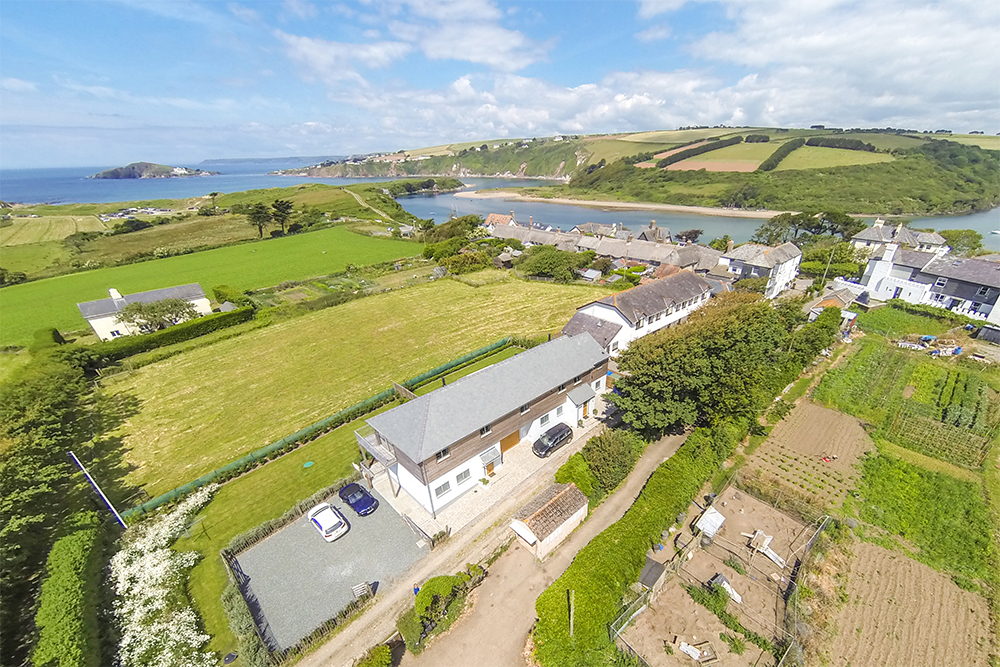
left=400, top=432, right=686, bottom=667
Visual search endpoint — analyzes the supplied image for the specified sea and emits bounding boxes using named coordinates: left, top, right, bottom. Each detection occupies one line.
left=1, top=162, right=998, bottom=247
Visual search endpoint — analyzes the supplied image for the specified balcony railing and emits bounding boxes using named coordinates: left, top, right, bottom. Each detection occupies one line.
left=355, top=425, right=396, bottom=467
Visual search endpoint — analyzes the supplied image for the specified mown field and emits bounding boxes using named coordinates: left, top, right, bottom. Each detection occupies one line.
left=774, top=146, right=895, bottom=171
left=0, top=214, right=108, bottom=245
left=110, top=278, right=611, bottom=497
left=669, top=140, right=781, bottom=171
left=0, top=226, right=420, bottom=347
left=909, top=134, right=1000, bottom=150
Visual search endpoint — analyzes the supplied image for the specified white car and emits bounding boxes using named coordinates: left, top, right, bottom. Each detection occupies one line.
left=307, top=503, right=349, bottom=542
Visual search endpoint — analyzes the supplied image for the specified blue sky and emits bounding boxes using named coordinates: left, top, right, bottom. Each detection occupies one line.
left=1, top=0, right=998, bottom=168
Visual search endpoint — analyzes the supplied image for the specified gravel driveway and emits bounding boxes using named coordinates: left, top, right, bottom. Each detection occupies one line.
left=236, top=488, right=429, bottom=651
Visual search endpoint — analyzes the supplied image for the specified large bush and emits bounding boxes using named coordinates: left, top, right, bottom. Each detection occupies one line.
left=32, top=512, right=103, bottom=667
left=581, top=429, right=645, bottom=493
left=655, top=136, right=743, bottom=168
left=555, top=453, right=600, bottom=501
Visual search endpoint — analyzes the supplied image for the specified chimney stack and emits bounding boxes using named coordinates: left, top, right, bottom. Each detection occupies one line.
left=726, top=238, right=734, bottom=253
left=109, top=288, right=123, bottom=300
left=650, top=220, right=656, bottom=229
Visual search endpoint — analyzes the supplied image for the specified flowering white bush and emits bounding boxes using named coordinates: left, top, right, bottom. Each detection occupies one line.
left=111, top=485, right=218, bottom=667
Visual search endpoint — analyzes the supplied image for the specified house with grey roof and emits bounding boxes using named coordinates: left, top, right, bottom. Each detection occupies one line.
left=858, top=243, right=1000, bottom=324
left=356, top=334, right=610, bottom=516
left=76, top=283, right=212, bottom=341
left=569, top=270, right=713, bottom=355
left=719, top=242, right=802, bottom=299
left=850, top=218, right=949, bottom=256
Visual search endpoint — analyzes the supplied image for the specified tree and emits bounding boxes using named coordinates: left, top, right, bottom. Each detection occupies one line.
left=819, top=211, right=865, bottom=239
left=591, top=256, right=613, bottom=274
left=751, top=214, right=791, bottom=245
left=208, top=192, right=221, bottom=209
left=709, top=235, right=732, bottom=252
left=734, top=277, right=769, bottom=294
left=271, top=200, right=294, bottom=234
left=939, top=229, right=983, bottom=256
left=247, top=203, right=272, bottom=238
left=116, top=298, right=198, bottom=332
left=677, top=229, right=703, bottom=243
left=0, top=267, right=27, bottom=286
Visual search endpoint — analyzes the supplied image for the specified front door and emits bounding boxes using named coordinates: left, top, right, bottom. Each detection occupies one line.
left=486, top=461, right=495, bottom=477
left=583, top=401, right=589, bottom=419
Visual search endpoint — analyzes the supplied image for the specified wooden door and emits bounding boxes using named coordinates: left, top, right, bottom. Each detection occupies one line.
left=486, top=461, right=495, bottom=477
left=583, top=402, right=589, bottom=419
left=500, top=431, right=520, bottom=453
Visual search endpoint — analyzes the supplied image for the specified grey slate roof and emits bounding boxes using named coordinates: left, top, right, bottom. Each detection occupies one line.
left=561, top=312, right=622, bottom=349
left=366, top=333, right=608, bottom=463
left=853, top=222, right=946, bottom=247
left=724, top=242, right=801, bottom=269
left=921, top=256, right=1000, bottom=289
left=593, top=271, right=712, bottom=325
left=567, top=384, right=596, bottom=406
left=77, top=283, right=206, bottom=319
left=514, top=483, right=588, bottom=542
left=882, top=247, right=936, bottom=270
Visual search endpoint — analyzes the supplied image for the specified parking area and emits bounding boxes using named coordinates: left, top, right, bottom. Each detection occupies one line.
left=235, top=488, right=429, bottom=651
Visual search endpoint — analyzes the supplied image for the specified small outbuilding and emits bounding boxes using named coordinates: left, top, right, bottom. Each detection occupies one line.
left=510, top=483, right=589, bottom=560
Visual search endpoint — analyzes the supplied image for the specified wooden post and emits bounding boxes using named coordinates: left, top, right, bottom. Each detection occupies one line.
left=568, top=589, right=575, bottom=638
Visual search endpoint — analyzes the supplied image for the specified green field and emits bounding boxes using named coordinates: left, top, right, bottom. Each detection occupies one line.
left=817, top=133, right=926, bottom=151
left=581, top=139, right=677, bottom=164
left=110, top=278, right=611, bottom=496
left=855, top=306, right=954, bottom=337
left=0, top=215, right=108, bottom=245
left=617, top=128, right=751, bottom=143
left=907, top=134, right=1000, bottom=150
left=0, top=241, right=71, bottom=275
left=774, top=146, right=895, bottom=171
left=0, top=226, right=420, bottom=347
left=673, top=141, right=781, bottom=167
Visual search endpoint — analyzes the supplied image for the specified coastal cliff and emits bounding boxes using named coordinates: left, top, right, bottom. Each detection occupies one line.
left=90, top=162, right=220, bottom=179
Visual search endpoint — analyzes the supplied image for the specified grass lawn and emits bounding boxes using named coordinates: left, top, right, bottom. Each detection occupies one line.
left=0, top=241, right=70, bottom=276
left=774, top=146, right=894, bottom=171
left=855, top=306, right=953, bottom=337
left=111, top=278, right=611, bottom=497
left=0, top=215, right=107, bottom=245
left=580, top=139, right=676, bottom=164
left=0, top=350, right=31, bottom=384
left=0, top=226, right=420, bottom=347
left=173, top=344, right=522, bottom=658
left=678, top=141, right=781, bottom=165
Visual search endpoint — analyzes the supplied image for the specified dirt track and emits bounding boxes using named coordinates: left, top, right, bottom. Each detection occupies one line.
left=828, top=543, right=991, bottom=667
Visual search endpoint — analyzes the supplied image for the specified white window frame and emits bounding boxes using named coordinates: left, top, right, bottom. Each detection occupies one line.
left=594, top=380, right=601, bottom=390
left=574, top=375, right=582, bottom=385
left=611, top=341, right=619, bottom=351
left=480, top=424, right=491, bottom=437
left=520, top=404, right=530, bottom=414
left=540, top=414, right=550, bottom=426
left=935, top=277, right=948, bottom=288
left=556, top=406, right=564, bottom=417
left=435, top=481, right=451, bottom=498
left=558, top=383, right=566, bottom=393
left=435, top=448, right=451, bottom=463
left=456, top=469, right=471, bottom=485
left=977, top=286, right=990, bottom=297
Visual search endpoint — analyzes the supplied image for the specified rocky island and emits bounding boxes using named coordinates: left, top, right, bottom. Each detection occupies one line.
left=90, top=162, right=220, bottom=179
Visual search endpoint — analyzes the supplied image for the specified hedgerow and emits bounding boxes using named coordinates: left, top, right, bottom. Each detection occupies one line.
left=757, top=138, right=805, bottom=171
left=805, top=137, right=876, bottom=152
left=92, top=307, right=255, bottom=362
left=655, top=136, right=743, bottom=168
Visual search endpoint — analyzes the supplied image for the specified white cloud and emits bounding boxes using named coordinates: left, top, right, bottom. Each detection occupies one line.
left=1, top=78, right=39, bottom=93
left=228, top=3, right=260, bottom=23
left=635, top=24, right=671, bottom=42
left=636, top=0, right=689, bottom=19
left=275, top=31, right=412, bottom=85
left=283, top=0, right=318, bottom=19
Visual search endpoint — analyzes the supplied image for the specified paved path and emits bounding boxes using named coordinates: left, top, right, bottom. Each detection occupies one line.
left=401, top=432, right=686, bottom=667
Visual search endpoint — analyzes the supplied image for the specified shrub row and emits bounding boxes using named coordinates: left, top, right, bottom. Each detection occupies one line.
left=92, top=307, right=256, bottom=362
left=655, top=136, right=743, bottom=168
left=684, top=584, right=774, bottom=654
left=397, top=564, right=486, bottom=655
left=805, top=137, right=876, bottom=152
left=885, top=299, right=979, bottom=328
left=32, top=512, right=103, bottom=667
left=797, top=260, right=862, bottom=278
left=533, top=420, right=748, bottom=667
left=757, top=138, right=805, bottom=171
left=744, top=134, right=771, bottom=143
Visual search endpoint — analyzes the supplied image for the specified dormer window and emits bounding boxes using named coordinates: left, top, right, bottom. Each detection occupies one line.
left=977, top=286, right=990, bottom=297
left=480, top=424, right=491, bottom=437
left=574, top=375, right=582, bottom=385
left=436, top=448, right=451, bottom=463
left=935, top=277, right=948, bottom=288
left=559, top=383, right=566, bottom=392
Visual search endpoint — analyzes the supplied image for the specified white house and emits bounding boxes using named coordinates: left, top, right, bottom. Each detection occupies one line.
left=858, top=244, right=1000, bottom=324
left=850, top=218, right=949, bottom=256
left=564, top=270, right=714, bottom=356
left=76, top=283, right=212, bottom=341
left=719, top=242, right=802, bottom=299
left=356, top=334, right=609, bottom=517
left=510, top=483, right=589, bottom=560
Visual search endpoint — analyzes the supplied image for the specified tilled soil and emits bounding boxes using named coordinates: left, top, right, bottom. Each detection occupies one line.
left=827, top=543, right=991, bottom=667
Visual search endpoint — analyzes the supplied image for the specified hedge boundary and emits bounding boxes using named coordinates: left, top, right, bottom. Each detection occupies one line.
left=122, top=337, right=514, bottom=518
left=805, top=137, right=876, bottom=152
left=655, top=136, right=743, bottom=168
left=92, top=307, right=256, bottom=362
left=757, top=138, right=805, bottom=171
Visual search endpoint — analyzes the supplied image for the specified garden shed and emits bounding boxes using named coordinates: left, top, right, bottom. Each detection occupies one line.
left=510, top=483, right=588, bottom=560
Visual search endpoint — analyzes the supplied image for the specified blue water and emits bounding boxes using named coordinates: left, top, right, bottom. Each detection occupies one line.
left=1, top=166, right=997, bottom=248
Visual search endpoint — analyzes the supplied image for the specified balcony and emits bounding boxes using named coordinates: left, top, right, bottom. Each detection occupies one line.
left=355, top=425, right=396, bottom=467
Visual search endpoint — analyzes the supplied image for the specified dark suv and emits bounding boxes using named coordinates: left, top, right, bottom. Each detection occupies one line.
left=532, top=422, right=573, bottom=458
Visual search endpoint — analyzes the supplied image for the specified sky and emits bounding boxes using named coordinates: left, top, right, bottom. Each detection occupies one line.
left=1, top=0, right=998, bottom=168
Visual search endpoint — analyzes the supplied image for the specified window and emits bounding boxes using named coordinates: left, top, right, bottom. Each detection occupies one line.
left=435, top=481, right=451, bottom=498
left=480, top=424, right=491, bottom=437
left=435, top=448, right=450, bottom=463
left=594, top=380, right=601, bottom=390
left=456, top=469, right=471, bottom=485
left=932, top=293, right=945, bottom=302
left=559, top=383, right=566, bottom=392
left=520, top=404, right=530, bottom=414
left=970, top=302, right=982, bottom=314
left=556, top=406, right=564, bottom=417
left=611, top=341, right=619, bottom=351
left=635, top=318, right=644, bottom=329
left=978, top=286, right=991, bottom=297
left=574, top=375, right=582, bottom=385
left=110, top=330, right=121, bottom=337
left=540, top=414, right=550, bottom=426
left=935, top=277, right=948, bottom=288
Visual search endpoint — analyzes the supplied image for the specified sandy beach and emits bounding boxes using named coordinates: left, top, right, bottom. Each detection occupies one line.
left=453, top=189, right=786, bottom=219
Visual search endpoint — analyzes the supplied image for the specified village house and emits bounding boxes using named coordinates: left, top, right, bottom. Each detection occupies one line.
left=857, top=243, right=1000, bottom=324
left=563, top=271, right=714, bottom=355
left=718, top=242, right=802, bottom=299
left=76, top=283, right=212, bottom=341
left=355, top=334, right=610, bottom=517
left=850, top=218, right=949, bottom=256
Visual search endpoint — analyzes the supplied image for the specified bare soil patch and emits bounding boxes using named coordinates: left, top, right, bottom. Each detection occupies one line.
left=635, top=141, right=713, bottom=168
left=828, top=543, right=990, bottom=667
left=622, top=489, right=812, bottom=666
left=666, top=160, right=759, bottom=172
left=744, top=402, right=871, bottom=507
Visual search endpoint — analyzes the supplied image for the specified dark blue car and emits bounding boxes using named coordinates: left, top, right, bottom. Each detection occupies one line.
left=338, top=483, right=379, bottom=516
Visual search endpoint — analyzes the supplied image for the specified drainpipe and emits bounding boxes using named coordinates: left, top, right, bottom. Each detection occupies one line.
left=422, top=464, right=437, bottom=520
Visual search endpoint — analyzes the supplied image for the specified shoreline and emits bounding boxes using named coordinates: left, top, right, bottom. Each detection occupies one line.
left=453, top=189, right=784, bottom=219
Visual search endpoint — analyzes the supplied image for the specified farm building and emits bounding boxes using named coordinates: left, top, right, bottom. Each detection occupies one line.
left=356, top=334, right=609, bottom=517
left=510, top=483, right=589, bottom=559
left=76, top=283, right=212, bottom=341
